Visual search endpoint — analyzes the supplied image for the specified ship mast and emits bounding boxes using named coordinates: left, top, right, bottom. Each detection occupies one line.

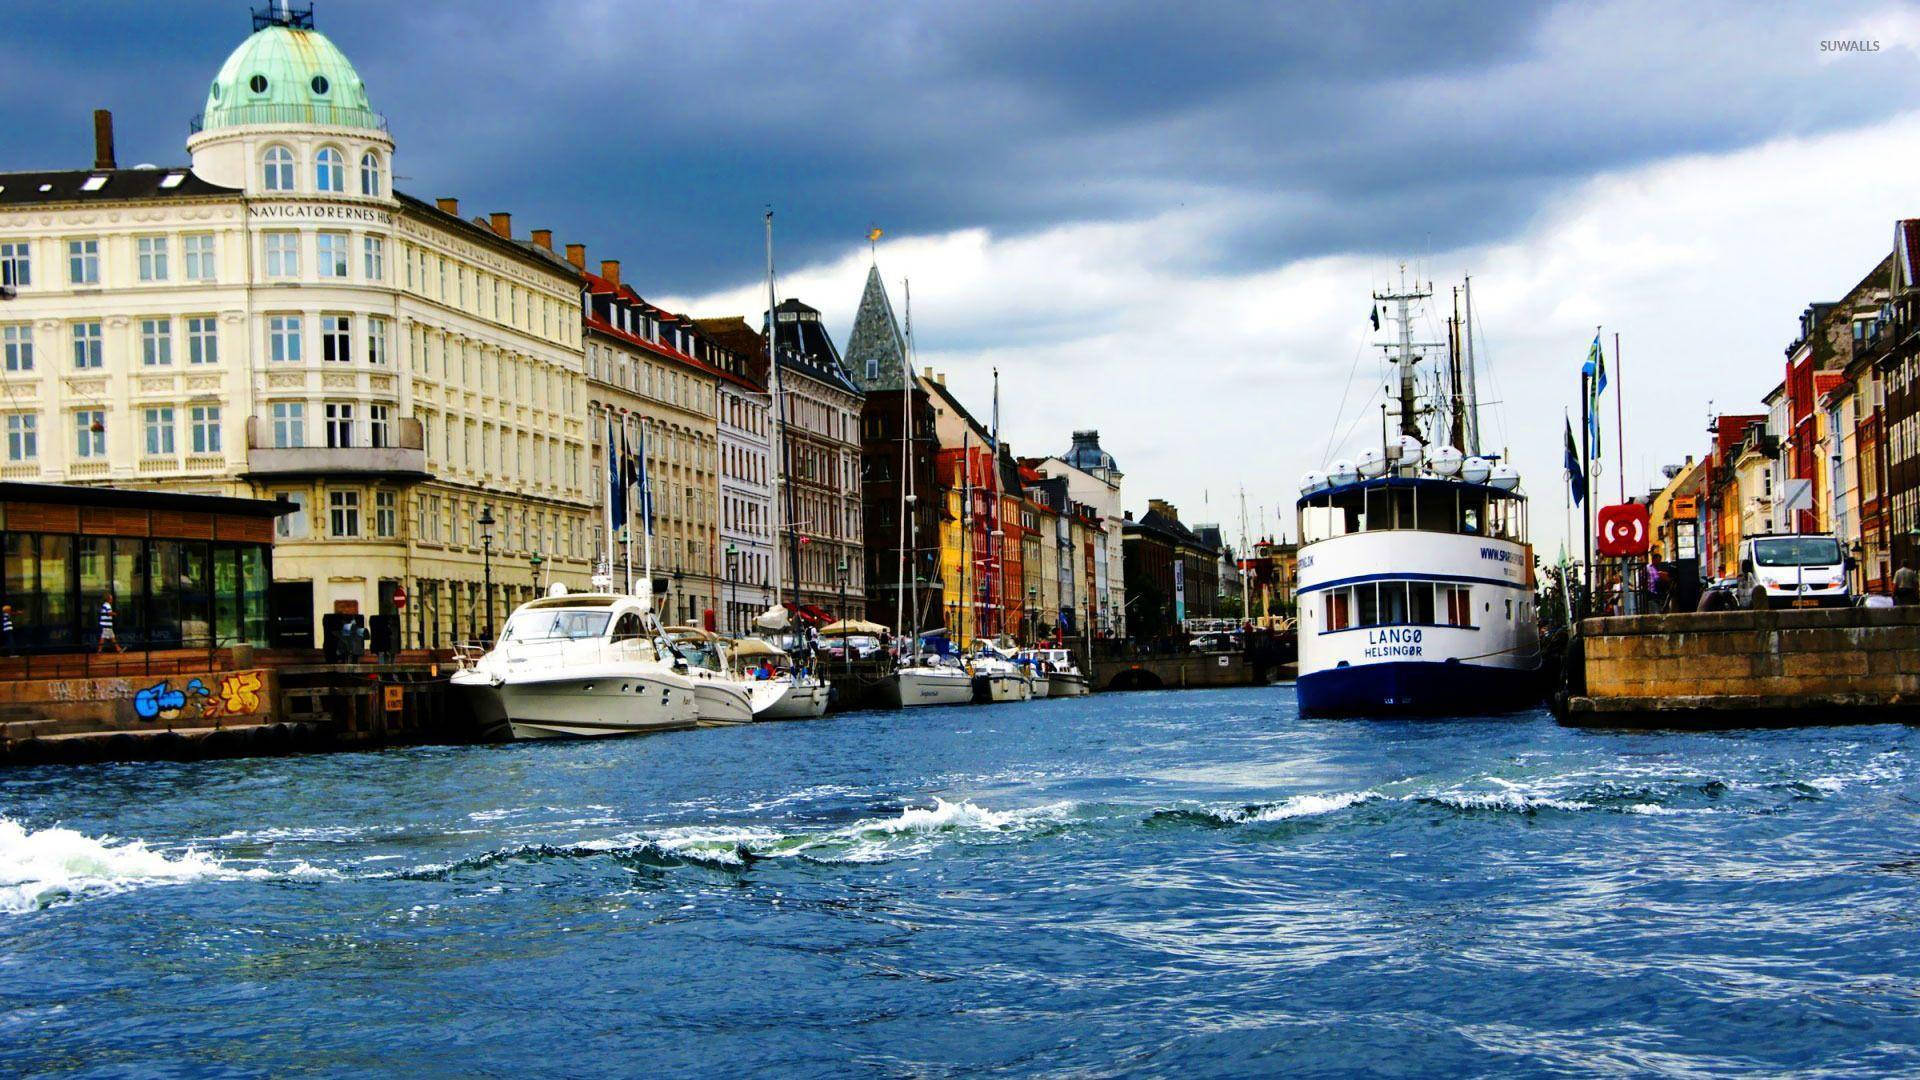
left=1373, top=264, right=1435, bottom=443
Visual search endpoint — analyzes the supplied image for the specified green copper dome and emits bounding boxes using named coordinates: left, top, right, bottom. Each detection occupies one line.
left=196, top=25, right=382, bottom=133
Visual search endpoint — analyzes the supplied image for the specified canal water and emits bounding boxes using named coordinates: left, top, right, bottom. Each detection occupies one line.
left=3, top=689, right=1918, bottom=1076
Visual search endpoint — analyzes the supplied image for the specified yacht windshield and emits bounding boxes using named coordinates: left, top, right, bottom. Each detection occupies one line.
left=503, top=609, right=612, bottom=642
left=1752, top=537, right=1843, bottom=567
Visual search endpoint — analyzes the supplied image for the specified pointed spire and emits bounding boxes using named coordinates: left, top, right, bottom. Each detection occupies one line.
left=844, top=262, right=908, bottom=392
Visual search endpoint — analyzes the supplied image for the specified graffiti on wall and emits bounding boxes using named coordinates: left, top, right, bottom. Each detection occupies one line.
left=127, top=671, right=268, bottom=722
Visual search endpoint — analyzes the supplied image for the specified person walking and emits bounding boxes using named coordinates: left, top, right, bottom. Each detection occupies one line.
left=1894, top=563, right=1919, bottom=605
left=97, top=592, right=125, bottom=653
left=1, top=603, right=16, bottom=656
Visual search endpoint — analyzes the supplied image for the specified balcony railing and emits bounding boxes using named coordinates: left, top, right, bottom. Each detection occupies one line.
left=243, top=416, right=427, bottom=480
left=190, top=104, right=388, bottom=134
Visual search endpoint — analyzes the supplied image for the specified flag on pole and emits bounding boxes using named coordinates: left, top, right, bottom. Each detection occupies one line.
left=1370, top=305, right=1380, bottom=331
left=1564, top=414, right=1587, bottom=507
left=636, top=427, right=655, bottom=536
left=619, top=423, right=640, bottom=528
left=606, top=416, right=626, bottom=523
left=1582, top=332, right=1607, bottom=459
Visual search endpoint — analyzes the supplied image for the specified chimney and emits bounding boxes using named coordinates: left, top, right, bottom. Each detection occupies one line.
left=435, top=196, right=459, bottom=216
left=600, top=260, right=620, bottom=288
left=565, top=243, right=585, bottom=269
left=488, top=212, right=512, bottom=238
left=92, top=109, right=116, bottom=171
left=531, top=229, right=553, bottom=251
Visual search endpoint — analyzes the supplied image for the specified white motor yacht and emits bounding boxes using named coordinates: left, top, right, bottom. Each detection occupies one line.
left=1016, top=647, right=1091, bottom=697
left=450, top=593, right=701, bottom=740
left=662, top=627, right=756, bottom=726
left=728, top=637, right=830, bottom=720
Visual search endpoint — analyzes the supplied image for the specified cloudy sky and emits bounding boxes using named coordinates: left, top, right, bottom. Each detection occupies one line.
left=6, top=1, right=1920, bottom=552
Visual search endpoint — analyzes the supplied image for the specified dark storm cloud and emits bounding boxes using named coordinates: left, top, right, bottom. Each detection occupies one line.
left=2, top=1, right=1915, bottom=292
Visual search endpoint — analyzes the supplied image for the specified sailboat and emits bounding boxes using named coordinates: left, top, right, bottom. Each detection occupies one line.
left=882, top=278, right=975, bottom=708
left=1293, top=269, right=1542, bottom=715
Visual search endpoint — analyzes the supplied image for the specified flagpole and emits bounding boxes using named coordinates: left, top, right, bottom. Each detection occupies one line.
left=1614, top=331, right=1626, bottom=504
left=1581, top=370, right=1594, bottom=618
left=642, top=426, right=654, bottom=614
left=624, top=420, right=634, bottom=600
left=603, top=415, right=616, bottom=593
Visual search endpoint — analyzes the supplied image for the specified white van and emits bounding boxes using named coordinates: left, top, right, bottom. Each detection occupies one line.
left=1738, top=534, right=1851, bottom=610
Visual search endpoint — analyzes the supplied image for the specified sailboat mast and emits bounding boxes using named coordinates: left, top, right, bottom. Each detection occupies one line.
left=1463, top=275, right=1482, bottom=456
left=764, top=210, right=789, bottom=615
left=896, top=279, right=913, bottom=651
left=989, top=368, right=1002, bottom=641
left=1448, top=286, right=1465, bottom=450
left=960, top=429, right=971, bottom=642
left=1373, top=264, right=1433, bottom=443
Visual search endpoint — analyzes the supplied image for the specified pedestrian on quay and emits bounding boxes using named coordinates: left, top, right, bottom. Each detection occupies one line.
left=1, top=603, right=16, bottom=655
left=1895, top=563, right=1919, bottom=605
left=97, top=592, right=125, bottom=654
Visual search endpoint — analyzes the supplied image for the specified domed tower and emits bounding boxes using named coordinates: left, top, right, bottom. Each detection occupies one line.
left=186, top=4, right=393, bottom=200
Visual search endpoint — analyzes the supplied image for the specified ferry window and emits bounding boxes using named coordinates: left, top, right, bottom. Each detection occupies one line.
left=1378, top=581, right=1409, bottom=623
left=1391, top=488, right=1415, bottom=529
left=1324, top=589, right=1350, bottom=631
left=1416, top=487, right=1453, bottom=532
left=1411, top=584, right=1436, bottom=624
left=1458, top=491, right=1487, bottom=534
left=1505, top=598, right=1514, bottom=620
left=1355, top=582, right=1379, bottom=626
left=1440, top=585, right=1474, bottom=627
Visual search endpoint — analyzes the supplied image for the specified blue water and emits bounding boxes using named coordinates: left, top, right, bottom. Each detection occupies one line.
left=3, top=688, right=1918, bottom=1077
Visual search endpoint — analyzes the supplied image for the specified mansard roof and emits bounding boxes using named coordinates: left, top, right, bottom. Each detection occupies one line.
left=0, top=167, right=237, bottom=205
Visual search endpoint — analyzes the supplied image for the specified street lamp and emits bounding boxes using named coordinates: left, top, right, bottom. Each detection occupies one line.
left=530, top=550, right=544, bottom=594
left=725, top=543, right=739, bottom=635
left=1027, top=585, right=1038, bottom=646
left=836, top=556, right=849, bottom=672
left=477, top=505, right=496, bottom=644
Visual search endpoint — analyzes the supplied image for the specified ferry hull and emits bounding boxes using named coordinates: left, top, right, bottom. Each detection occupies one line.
left=1296, top=660, right=1542, bottom=717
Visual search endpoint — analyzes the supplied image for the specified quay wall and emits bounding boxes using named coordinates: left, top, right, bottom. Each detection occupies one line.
left=1570, top=607, right=1920, bottom=721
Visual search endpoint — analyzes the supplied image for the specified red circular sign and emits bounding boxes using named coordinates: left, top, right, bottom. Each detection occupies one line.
left=1597, top=504, right=1651, bottom=557
left=392, top=586, right=409, bottom=610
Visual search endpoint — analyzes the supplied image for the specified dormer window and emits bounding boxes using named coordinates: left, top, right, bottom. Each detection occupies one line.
left=262, top=146, right=294, bottom=191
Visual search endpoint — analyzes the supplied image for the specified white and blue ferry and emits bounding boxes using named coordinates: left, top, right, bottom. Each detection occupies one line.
left=1294, top=275, right=1542, bottom=715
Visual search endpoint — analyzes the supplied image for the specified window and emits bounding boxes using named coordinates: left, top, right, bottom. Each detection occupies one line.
left=189, top=405, right=221, bottom=454
left=276, top=491, right=308, bottom=539
left=263, top=146, right=294, bottom=191
left=268, top=315, right=302, bottom=362
left=140, top=318, right=173, bottom=366
left=321, top=314, right=351, bottom=362
left=316, top=232, right=349, bottom=278
left=362, top=236, right=384, bottom=281
left=315, top=148, right=344, bottom=192
left=1440, top=585, right=1474, bottom=628
left=271, top=402, right=305, bottom=447
left=325, top=402, right=354, bottom=448
left=375, top=490, right=397, bottom=538
left=187, top=316, right=218, bottom=364
left=0, top=241, right=29, bottom=289
left=264, top=231, right=300, bottom=277
left=329, top=490, right=360, bottom=537
left=359, top=151, right=382, bottom=196
left=67, top=239, right=99, bottom=285
left=137, top=236, right=169, bottom=282
left=183, top=234, right=216, bottom=281
left=71, top=321, right=102, bottom=369
left=2, top=325, right=32, bottom=371
left=143, top=407, right=175, bottom=455
left=5, top=413, right=36, bottom=462
left=368, top=403, right=390, bottom=448
left=74, top=410, right=105, bottom=458
left=365, top=316, right=388, bottom=366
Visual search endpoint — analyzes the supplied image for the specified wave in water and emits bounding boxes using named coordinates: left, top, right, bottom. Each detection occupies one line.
left=0, top=817, right=331, bottom=914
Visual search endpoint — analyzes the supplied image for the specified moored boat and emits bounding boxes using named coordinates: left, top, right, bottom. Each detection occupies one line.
left=728, top=637, right=831, bottom=720
left=450, top=592, right=702, bottom=740
left=1016, top=647, right=1091, bottom=697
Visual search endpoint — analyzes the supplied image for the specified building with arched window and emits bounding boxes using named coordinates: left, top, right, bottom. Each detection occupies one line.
left=0, top=5, right=592, bottom=649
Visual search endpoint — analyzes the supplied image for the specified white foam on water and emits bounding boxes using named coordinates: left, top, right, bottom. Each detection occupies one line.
left=1623, top=803, right=1716, bottom=816
left=1425, top=790, right=1593, bottom=813
left=0, top=817, right=335, bottom=914
left=1243, top=791, right=1380, bottom=822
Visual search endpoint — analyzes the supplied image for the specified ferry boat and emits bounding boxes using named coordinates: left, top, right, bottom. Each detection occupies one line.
left=1294, top=272, right=1542, bottom=715
left=1015, top=647, right=1090, bottom=697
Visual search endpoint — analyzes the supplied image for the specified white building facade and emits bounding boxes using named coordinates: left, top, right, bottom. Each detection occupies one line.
left=0, top=10, right=593, bottom=647
left=1042, top=430, right=1126, bottom=638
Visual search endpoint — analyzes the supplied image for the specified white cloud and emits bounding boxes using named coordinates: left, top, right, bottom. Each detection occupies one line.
left=661, top=110, right=1920, bottom=556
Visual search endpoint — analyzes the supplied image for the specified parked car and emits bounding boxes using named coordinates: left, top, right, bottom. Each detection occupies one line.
left=822, top=633, right=884, bottom=661
left=1738, top=534, right=1851, bottom=610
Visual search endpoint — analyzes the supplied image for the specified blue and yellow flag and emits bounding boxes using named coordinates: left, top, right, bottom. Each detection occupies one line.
left=1582, top=332, right=1607, bottom=459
